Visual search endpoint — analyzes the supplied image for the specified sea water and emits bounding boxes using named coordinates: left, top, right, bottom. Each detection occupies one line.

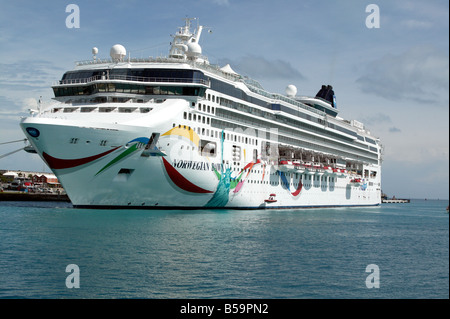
left=0, top=199, right=448, bottom=299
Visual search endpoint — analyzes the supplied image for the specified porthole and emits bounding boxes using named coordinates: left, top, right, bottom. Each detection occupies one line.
left=26, top=127, right=40, bottom=138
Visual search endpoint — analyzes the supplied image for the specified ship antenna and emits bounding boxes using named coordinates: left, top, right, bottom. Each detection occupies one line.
left=92, top=47, right=98, bottom=61
left=38, top=96, right=42, bottom=114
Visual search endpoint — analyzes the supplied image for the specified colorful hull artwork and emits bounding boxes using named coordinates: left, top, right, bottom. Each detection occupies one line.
left=39, top=127, right=306, bottom=208
left=160, top=129, right=304, bottom=207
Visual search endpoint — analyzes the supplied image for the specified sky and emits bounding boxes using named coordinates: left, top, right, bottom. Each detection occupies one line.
left=0, top=0, right=448, bottom=200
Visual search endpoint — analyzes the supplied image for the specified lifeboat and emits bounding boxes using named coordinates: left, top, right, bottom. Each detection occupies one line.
left=303, top=163, right=315, bottom=175
left=278, top=160, right=294, bottom=172
left=349, top=178, right=362, bottom=186
left=326, top=167, right=338, bottom=176
left=323, top=166, right=333, bottom=174
left=337, top=168, right=347, bottom=178
left=315, top=168, right=324, bottom=176
left=292, top=161, right=305, bottom=173
left=264, top=193, right=277, bottom=203
left=323, top=166, right=333, bottom=175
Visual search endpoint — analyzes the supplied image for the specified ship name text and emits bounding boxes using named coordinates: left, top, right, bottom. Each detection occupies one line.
left=173, top=159, right=210, bottom=171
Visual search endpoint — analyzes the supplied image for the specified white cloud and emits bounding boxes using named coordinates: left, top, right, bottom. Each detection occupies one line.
left=0, top=96, right=25, bottom=115
left=0, top=60, right=63, bottom=90
left=382, top=158, right=449, bottom=199
left=360, top=113, right=392, bottom=125
left=383, top=131, right=448, bottom=165
left=388, top=127, right=401, bottom=133
left=220, top=55, right=306, bottom=81
left=400, top=19, right=433, bottom=29
left=356, top=45, right=449, bottom=104
left=211, top=0, right=230, bottom=6
left=395, top=0, right=449, bottom=25
left=23, top=98, right=38, bottom=111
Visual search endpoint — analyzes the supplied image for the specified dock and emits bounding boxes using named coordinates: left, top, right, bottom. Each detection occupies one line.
left=0, top=192, right=70, bottom=202
left=382, top=199, right=410, bottom=203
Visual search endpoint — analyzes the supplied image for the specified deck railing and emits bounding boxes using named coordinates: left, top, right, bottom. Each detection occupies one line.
left=54, top=74, right=209, bottom=86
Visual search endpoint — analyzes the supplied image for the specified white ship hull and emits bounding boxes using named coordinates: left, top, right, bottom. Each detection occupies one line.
left=20, top=99, right=381, bottom=209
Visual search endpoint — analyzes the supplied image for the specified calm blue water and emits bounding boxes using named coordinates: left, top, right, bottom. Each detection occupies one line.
left=0, top=200, right=448, bottom=299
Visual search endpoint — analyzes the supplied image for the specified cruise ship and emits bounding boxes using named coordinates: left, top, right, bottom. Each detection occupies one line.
left=20, top=18, right=382, bottom=209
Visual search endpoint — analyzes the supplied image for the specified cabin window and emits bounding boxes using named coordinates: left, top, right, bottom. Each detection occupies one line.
left=232, top=145, right=241, bottom=161
left=80, top=107, right=96, bottom=112
left=99, top=107, right=115, bottom=112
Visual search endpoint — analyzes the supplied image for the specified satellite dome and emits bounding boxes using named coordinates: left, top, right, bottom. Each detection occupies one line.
left=92, top=47, right=98, bottom=55
left=186, top=41, right=202, bottom=58
left=285, top=84, right=297, bottom=98
left=110, top=44, right=126, bottom=62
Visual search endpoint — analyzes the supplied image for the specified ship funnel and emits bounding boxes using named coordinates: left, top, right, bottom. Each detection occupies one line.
left=315, top=84, right=336, bottom=108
